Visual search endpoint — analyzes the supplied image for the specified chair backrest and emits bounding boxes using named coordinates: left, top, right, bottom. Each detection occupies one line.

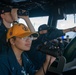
left=48, top=56, right=66, bottom=74
left=63, top=37, right=76, bottom=63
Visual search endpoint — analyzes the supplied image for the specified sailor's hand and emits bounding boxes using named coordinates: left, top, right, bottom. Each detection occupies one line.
left=11, top=8, right=18, bottom=21
left=46, top=55, right=56, bottom=66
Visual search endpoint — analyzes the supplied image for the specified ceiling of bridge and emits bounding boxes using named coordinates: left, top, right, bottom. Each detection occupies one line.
left=0, top=0, right=76, bottom=17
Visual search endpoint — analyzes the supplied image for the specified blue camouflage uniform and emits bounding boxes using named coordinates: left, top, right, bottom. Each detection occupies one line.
left=0, top=21, right=8, bottom=53
left=0, top=47, right=36, bottom=75
left=46, top=27, right=65, bottom=41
